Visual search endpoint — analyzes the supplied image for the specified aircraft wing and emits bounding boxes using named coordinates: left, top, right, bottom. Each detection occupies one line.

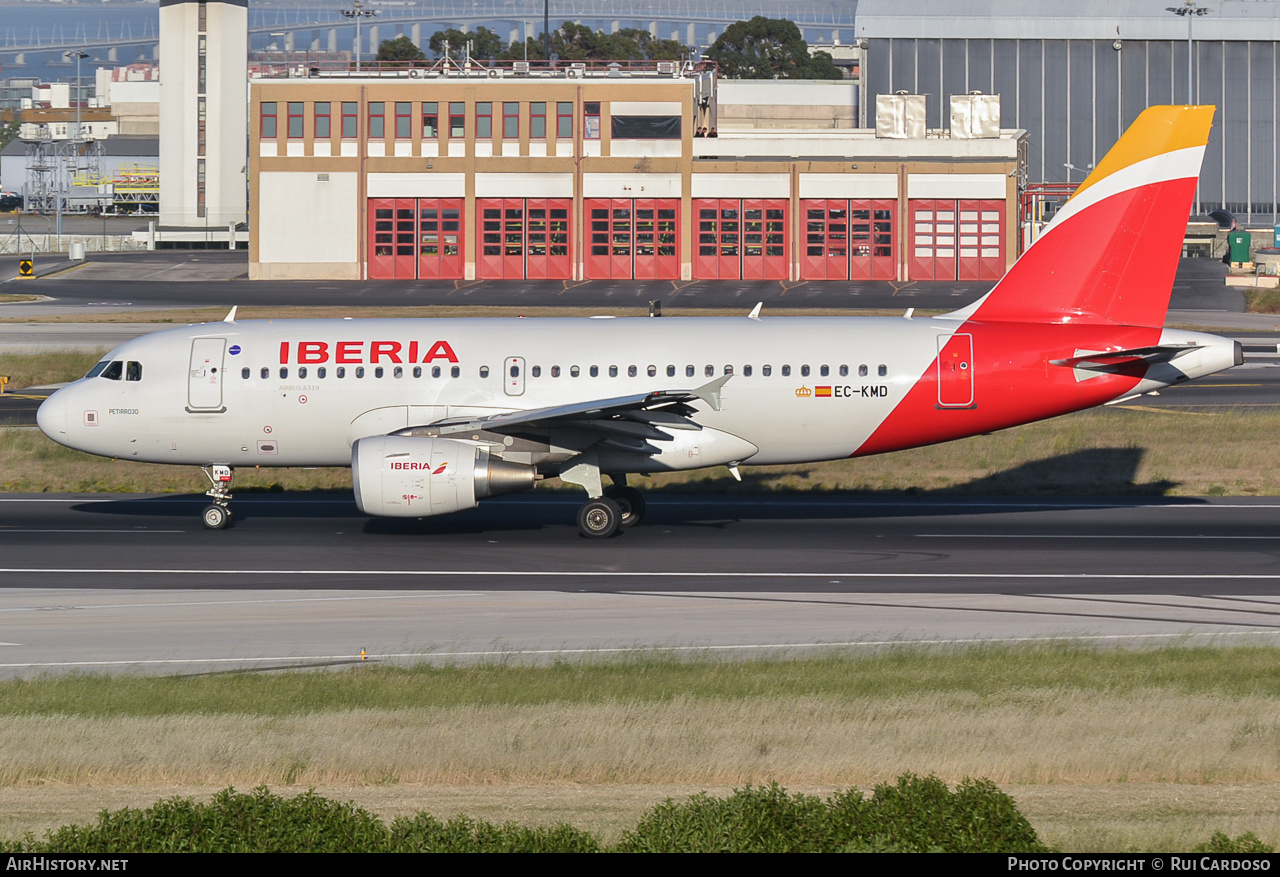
left=426, top=374, right=732, bottom=440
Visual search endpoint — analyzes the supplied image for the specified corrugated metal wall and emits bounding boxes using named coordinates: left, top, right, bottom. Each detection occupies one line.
left=868, top=37, right=1278, bottom=219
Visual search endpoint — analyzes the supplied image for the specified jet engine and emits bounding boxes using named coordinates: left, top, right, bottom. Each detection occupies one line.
left=352, top=435, right=535, bottom=517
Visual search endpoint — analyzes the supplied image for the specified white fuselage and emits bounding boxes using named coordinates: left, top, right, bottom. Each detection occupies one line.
left=37, top=315, right=1239, bottom=474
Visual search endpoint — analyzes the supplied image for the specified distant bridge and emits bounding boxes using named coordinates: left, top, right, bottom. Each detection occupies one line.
left=0, top=1, right=855, bottom=68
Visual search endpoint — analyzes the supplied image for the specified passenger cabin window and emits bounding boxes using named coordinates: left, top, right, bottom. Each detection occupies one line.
left=261, top=367, right=270, bottom=379
left=242, top=368, right=250, bottom=379
left=859, top=365, right=868, bottom=377
left=450, top=366, right=460, bottom=378
left=782, top=365, right=791, bottom=377
left=480, top=366, right=490, bottom=378
left=763, top=365, right=772, bottom=376
left=879, top=364, right=888, bottom=376
left=298, top=367, right=307, bottom=379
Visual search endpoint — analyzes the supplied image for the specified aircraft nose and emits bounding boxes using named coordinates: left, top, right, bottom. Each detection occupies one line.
left=36, top=388, right=67, bottom=439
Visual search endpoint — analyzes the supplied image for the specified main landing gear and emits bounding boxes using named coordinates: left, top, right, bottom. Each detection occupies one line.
left=575, top=484, right=648, bottom=539
left=559, top=453, right=648, bottom=539
left=200, top=465, right=234, bottom=530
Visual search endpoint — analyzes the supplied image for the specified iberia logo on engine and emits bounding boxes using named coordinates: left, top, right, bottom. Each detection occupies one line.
left=391, top=462, right=449, bottom=474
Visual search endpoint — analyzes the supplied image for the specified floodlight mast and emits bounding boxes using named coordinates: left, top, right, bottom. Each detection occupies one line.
left=1165, top=1, right=1210, bottom=104
left=340, top=1, right=379, bottom=72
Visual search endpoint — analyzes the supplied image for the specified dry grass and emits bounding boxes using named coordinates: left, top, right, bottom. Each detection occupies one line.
left=0, top=350, right=105, bottom=390
left=0, top=647, right=1278, bottom=851
left=3, top=405, right=1274, bottom=495
left=1245, top=289, right=1280, bottom=314
left=0, top=695, right=1277, bottom=850
left=0, top=692, right=1276, bottom=789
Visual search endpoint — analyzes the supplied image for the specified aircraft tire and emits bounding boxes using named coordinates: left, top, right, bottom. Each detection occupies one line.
left=202, top=504, right=230, bottom=530
left=606, top=486, right=646, bottom=527
left=577, top=497, right=622, bottom=539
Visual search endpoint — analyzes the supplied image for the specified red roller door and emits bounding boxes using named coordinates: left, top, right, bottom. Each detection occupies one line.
left=848, top=199, right=895, bottom=281
left=367, top=198, right=417, bottom=279
left=801, top=200, right=849, bottom=280
left=910, top=199, right=958, bottom=281
left=417, top=199, right=464, bottom=279
left=742, top=200, right=787, bottom=281
left=587, top=198, right=678, bottom=280
left=526, top=199, right=572, bottom=280
left=368, top=199, right=397, bottom=279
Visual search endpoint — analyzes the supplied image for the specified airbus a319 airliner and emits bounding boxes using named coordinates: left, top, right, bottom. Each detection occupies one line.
left=38, top=106, right=1240, bottom=537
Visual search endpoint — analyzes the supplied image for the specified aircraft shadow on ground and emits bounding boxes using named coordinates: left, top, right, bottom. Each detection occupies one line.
left=68, top=446, right=1197, bottom=534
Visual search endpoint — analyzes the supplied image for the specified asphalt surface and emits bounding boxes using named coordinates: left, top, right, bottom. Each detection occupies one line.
left=1, top=250, right=1277, bottom=675
left=0, top=249, right=1245, bottom=313
left=2, top=494, right=1279, bottom=675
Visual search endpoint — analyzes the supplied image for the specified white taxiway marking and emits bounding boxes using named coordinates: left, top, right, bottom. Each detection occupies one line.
left=0, top=629, right=1274, bottom=670
left=917, top=534, right=1280, bottom=540
left=0, top=592, right=485, bottom=613
left=5, top=568, right=1280, bottom=580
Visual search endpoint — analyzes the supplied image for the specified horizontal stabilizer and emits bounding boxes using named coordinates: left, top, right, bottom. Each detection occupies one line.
left=1049, top=344, right=1203, bottom=372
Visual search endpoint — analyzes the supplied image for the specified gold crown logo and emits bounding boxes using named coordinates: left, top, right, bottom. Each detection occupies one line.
left=795, top=385, right=812, bottom=397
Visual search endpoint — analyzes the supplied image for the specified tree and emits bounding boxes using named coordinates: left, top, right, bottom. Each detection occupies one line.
left=428, top=26, right=504, bottom=61
left=0, top=115, right=20, bottom=152
left=706, top=17, right=843, bottom=80
left=503, top=23, right=688, bottom=63
left=375, top=35, right=425, bottom=65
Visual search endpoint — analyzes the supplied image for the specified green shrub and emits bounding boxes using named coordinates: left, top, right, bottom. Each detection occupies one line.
left=1192, top=832, right=1274, bottom=854
left=15, top=787, right=390, bottom=853
left=615, top=782, right=839, bottom=853
left=616, top=774, right=1050, bottom=853
left=389, top=813, right=601, bottom=853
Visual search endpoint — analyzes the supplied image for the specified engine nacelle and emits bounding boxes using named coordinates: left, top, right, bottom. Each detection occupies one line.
left=352, top=435, right=535, bottom=518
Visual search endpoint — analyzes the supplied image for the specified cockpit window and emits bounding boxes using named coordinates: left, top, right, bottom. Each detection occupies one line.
left=85, top=360, right=110, bottom=379
left=100, top=361, right=123, bottom=381
left=126, top=362, right=142, bottom=382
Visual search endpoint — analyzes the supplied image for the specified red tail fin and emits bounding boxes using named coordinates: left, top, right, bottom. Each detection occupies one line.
left=954, top=106, right=1215, bottom=328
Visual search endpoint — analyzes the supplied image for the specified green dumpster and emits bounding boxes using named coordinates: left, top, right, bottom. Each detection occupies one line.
left=1228, top=229, right=1252, bottom=263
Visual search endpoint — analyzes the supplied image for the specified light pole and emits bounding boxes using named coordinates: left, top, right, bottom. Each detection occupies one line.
left=1165, top=1, right=1210, bottom=105
left=64, top=48, right=89, bottom=147
left=340, top=1, right=379, bottom=72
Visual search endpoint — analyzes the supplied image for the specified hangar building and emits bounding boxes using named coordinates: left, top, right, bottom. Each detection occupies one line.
left=250, top=63, right=1025, bottom=282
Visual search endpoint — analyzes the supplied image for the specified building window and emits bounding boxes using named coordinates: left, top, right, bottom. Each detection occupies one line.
left=611, top=115, right=681, bottom=139
left=476, top=102, right=492, bottom=139
left=341, top=101, right=358, bottom=138
left=315, top=102, right=330, bottom=138
left=583, top=101, right=601, bottom=139
left=395, top=101, right=411, bottom=139
left=449, top=102, right=465, bottom=138
left=556, top=101, right=573, bottom=138
left=260, top=102, right=277, bottom=138
left=368, top=102, right=385, bottom=139
left=530, top=102, right=546, bottom=138
left=423, top=102, right=438, bottom=138
left=502, top=102, right=518, bottom=139
left=287, top=102, right=304, bottom=138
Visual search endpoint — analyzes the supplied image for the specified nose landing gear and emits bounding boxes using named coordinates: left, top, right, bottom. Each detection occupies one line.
left=200, top=465, right=234, bottom=530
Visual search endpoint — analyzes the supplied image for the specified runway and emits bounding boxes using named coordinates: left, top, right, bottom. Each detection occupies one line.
left=2, top=494, right=1279, bottom=675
